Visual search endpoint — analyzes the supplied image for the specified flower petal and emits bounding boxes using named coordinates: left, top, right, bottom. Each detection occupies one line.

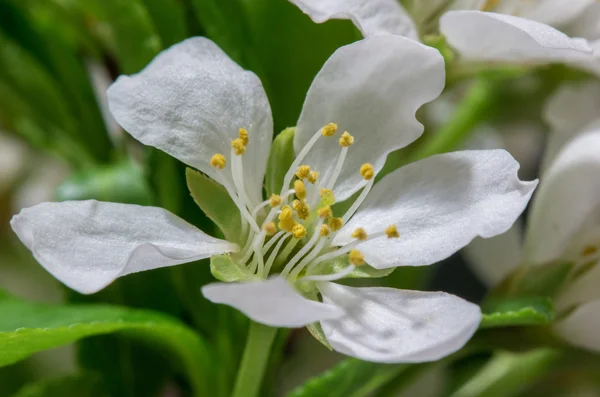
left=462, top=222, right=524, bottom=286
left=201, top=277, right=344, bottom=327
left=334, top=150, right=537, bottom=269
left=566, top=3, right=600, bottom=40
left=295, top=36, right=445, bottom=201
left=491, top=0, right=594, bottom=27
left=555, top=299, right=600, bottom=353
left=10, top=200, right=236, bottom=294
left=107, top=37, right=273, bottom=205
left=318, top=283, right=481, bottom=363
left=440, top=11, right=592, bottom=63
left=288, top=0, right=418, bottom=39
left=525, top=130, right=600, bottom=266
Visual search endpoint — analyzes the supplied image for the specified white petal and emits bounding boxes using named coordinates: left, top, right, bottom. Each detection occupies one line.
left=107, top=37, right=272, bottom=205
left=525, top=130, right=600, bottom=266
left=566, top=3, right=600, bottom=40
left=570, top=39, right=600, bottom=78
left=334, top=150, right=537, bottom=268
left=288, top=0, right=418, bottom=39
left=542, top=81, right=600, bottom=171
left=462, top=222, right=523, bottom=286
left=557, top=260, right=600, bottom=310
left=201, top=277, right=344, bottom=327
left=555, top=299, right=600, bottom=353
left=318, top=283, right=481, bottom=363
left=10, top=200, right=236, bottom=294
left=295, top=36, right=445, bottom=201
left=491, top=0, right=594, bottom=27
left=440, top=11, right=592, bottom=63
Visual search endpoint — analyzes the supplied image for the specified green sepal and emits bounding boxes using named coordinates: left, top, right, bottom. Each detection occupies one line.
left=11, top=374, right=105, bottom=397
left=266, top=127, right=295, bottom=196
left=480, top=296, right=554, bottom=329
left=311, top=256, right=394, bottom=279
left=186, top=168, right=242, bottom=244
left=306, top=322, right=333, bottom=351
left=210, top=254, right=257, bottom=282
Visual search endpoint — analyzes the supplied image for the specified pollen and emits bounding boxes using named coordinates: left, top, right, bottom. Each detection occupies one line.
left=307, top=171, right=319, bottom=184
left=264, top=222, right=277, bottom=236
left=231, top=138, right=246, bottom=155
left=238, top=128, right=249, bottom=145
left=321, top=122, right=338, bottom=137
left=328, top=217, right=343, bottom=232
left=360, top=163, right=374, bottom=180
left=351, top=227, right=368, bottom=241
left=339, top=131, right=354, bottom=147
left=292, top=199, right=311, bottom=220
left=385, top=224, right=400, bottom=239
left=294, top=180, right=307, bottom=200
left=295, top=165, right=311, bottom=179
left=269, top=194, right=282, bottom=207
left=317, top=206, right=333, bottom=219
left=319, top=224, right=330, bottom=237
left=320, top=188, right=335, bottom=205
left=278, top=205, right=296, bottom=232
left=292, top=224, right=307, bottom=239
left=581, top=245, right=598, bottom=257
left=349, top=249, right=365, bottom=266
left=210, top=153, right=226, bottom=169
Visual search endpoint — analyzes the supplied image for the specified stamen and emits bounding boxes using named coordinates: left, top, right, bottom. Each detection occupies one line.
left=278, top=205, right=297, bottom=232
left=263, top=233, right=291, bottom=276
left=300, top=265, right=356, bottom=281
left=292, top=199, right=311, bottom=220
left=359, top=163, right=374, bottom=180
left=238, top=128, right=249, bottom=145
left=318, top=206, right=333, bottom=219
left=279, top=123, right=337, bottom=196
left=269, top=194, right=282, bottom=207
left=351, top=228, right=368, bottom=241
left=328, top=217, right=344, bottom=232
left=281, top=221, right=324, bottom=278
left=319, top=189, right=335, bottom=206
left=385, top=224, right=400, bottom=239
left=212, top=170, right=260, bottom=234
left=210, top=153, right=226, bottom=169
left=320, top=224, right=330, bottom=237
left=230, top=147, right=254, bottom=210
left=290, top=238, right=329, bottom=279
left=325, top=147, right=348, bottom=190
left=339, top=131, right=354, bottom=147
left=308, top=230, right=387, bottom=271
left=292, top=224, right=307, bottom=239
left=294, top=180, right=307, bottom=200
left=231, top=138, right=246, bottom=155
left=262, top=230, right=285, bottom=253
left=341, top=178, right=374, bottom=224
left=295, top=165, right=311, bottom=180
left=349, top=249, right=365, bottom=265
left=264, top=222, right=277, bottom=236
left=307, top=171, right=319, bottom=184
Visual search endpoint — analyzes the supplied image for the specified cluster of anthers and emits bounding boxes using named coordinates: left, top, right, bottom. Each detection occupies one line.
left=209, top=123, right=400, bottom=281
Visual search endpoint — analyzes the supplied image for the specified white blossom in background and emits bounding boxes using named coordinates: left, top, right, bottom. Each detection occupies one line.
left=464, top=82, right=600, bottom=352
left=11, top=36, right=537, bottom=363
left=289, top=0, right=596, bottom=68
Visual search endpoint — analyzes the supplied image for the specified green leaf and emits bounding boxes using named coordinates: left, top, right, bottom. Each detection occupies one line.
left=480, top=297, right=554, bottom=329
left=141, top=0, right=187, bottom=47
left=186, top=168, right=241, bottom=244
left=305, top=322, right=332, bottom=350
left=210, top=254, right=256, bottom=282
left=286, top=359, right=407, bottom=397
left=265, top=127, right=295, bottom=196
left=11, top=374, right=107, bottom=397
left=55, top=160, right=153, bottom=205
left=0, top=292, right=210, bottom=396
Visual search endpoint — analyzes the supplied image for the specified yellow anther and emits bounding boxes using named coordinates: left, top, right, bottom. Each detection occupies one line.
left=295, top=165, right=311, bottom=179
left=339, top=131, right=354, bottom=147
left=264, top=222, right=277, bottom=236
left=351, top=227, right=368, bottom=241
left=292, top=199, right=311, bottom=220
left=307, top=171, right=319, bottom=184
left=385, top=224, right=400, bottom=239
left=292, top=224, right=307, bottom=239
left=231, top=138, right=246, bottom=155
left=269, top=194, right=282, bottom=207
left=581, top=245, right=598, bottom=257
left=360, top=163, right=374, bottom=180
left=294, top=180, right=307, bottom=200
left=328, top=217, right=343, bottom=232
left=210, top=153, right=226, bottom=169
left=320, top=188, right=335, bottom=205
left=349, top=249, right=365, bottom=266
left=319, top=224, right=331, bottom=237
left=238, top=128, right=249, bottom=145
left=317, top=206, right=333, bottom=219
left=321, top=122, right=338, bottom=137
left=279, top=205, right=293, bottom=221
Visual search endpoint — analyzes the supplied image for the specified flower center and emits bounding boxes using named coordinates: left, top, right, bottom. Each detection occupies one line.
left=209, top=124, right=399, bottom=281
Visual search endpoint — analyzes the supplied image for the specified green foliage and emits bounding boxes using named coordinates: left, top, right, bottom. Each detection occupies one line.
left=11, top=374, right=107, bottom=397
left=211, top=254, right=257, bottom=282
left=266, top=127, right=296, bottom=196
left=0, top=291, right=210, bottom=396
left=480, top=297, right=554, bottom=329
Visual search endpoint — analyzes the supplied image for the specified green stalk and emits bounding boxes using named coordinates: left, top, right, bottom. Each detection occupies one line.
left=231, top=321, right=277, bottom=397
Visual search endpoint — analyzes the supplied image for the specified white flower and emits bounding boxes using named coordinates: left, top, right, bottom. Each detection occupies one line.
left=464, top=82, right=600, bottom=352
left=11, top=36, right=537, bottom=363
left=289, top=0, right=595, bottom=65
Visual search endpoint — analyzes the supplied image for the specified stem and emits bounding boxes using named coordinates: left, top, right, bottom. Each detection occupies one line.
left=232, top=321, right=277, bottom=397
